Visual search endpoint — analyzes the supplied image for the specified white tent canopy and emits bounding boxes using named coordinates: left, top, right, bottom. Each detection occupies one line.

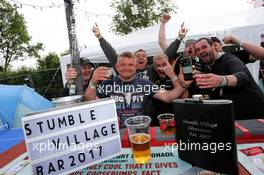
left=60, top=7, right=264, bottom=85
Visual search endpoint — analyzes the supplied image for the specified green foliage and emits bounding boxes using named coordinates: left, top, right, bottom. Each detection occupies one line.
left=111, top=0, right=177, bottom=35
left=31, top=68, right=63, bottom=100
left=37, top=52, right=60, bottom=70
left=60, top=49, right=71, bottom=57
left=0, top=51, right=63, bottom=100
left=0, top=0, right=43, bottom=72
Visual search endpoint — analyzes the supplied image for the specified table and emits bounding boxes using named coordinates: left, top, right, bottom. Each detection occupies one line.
left=1, top=121, right=264, bottom=175
left=3, top=143, right=263, bottom=175
left=120, top=119, right=264, bottom=148
left=0, top=128, right=26, bottom=168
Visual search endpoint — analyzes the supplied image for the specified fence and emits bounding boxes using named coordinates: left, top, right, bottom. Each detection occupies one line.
left=0, top=68, right=64, bottom=100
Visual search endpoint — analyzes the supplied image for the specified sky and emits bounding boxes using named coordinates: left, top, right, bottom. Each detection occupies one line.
left=7, top=0, right=254, bottom=69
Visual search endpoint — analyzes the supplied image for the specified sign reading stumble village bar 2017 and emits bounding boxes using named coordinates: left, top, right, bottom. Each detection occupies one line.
left=22, top=98, right=122, bottom=175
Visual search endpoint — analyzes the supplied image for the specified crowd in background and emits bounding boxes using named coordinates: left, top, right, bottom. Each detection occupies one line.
left=64, top=14, right=264, bottom=128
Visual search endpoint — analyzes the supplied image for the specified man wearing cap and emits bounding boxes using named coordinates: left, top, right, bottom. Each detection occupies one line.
left=161, top=22, right=198, bottom=76
left=162, top=23, right=213, bottom=97
left=211, top=37, right=223, bottom=52
left=63, top=57, right=96, bottom=96
left=163, top=24, right=195, bottom=60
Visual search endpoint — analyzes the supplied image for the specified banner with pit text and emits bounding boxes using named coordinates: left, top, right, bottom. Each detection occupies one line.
left=22, top=98, right=122, bottom=175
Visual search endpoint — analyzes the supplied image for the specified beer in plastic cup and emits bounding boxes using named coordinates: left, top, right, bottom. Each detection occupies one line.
left=157, top=113, right=176, bottom=135
left=124, top=116, right=151, bottom=164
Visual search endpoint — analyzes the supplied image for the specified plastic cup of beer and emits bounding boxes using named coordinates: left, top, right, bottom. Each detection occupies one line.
left=124, top=116, right=151, bottom=164
left=157, top=113, right=176, bottom=135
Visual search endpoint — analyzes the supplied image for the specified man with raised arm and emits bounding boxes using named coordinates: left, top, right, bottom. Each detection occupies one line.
left=85, top=51, right=186, bottom=128
left=92, top=23, right=149, bottom=79
left=223, top=35, right=264, bottom=61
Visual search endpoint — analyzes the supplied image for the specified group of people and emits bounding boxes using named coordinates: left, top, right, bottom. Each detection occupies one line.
left=64, top=14, right=264, bottom=128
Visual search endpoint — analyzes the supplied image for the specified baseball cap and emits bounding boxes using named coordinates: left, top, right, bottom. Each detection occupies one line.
left=211, top=37, right=222, bottom=44
left=80, top=57, right=96, bottom=68
left=185, top=39, right=196, bottom=48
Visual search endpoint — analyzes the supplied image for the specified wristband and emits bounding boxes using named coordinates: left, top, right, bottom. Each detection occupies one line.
left=88, top=81, right=98, bottom=89
left=237, top=40, right=244, bottom=47
left=171, top=76, right=178, bottom=81
left=219, top=76, right=228, bottom=87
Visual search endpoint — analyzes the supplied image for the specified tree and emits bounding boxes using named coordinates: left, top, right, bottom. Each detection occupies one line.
left=0, top=0, right=43, bottom=72
left=36, top=52, right=62, bottom=99
left=60, top=49, right=70, bottom=57
left=37, top=52, right=60, bottom=70
left=111, top=0, right=177, bottom=35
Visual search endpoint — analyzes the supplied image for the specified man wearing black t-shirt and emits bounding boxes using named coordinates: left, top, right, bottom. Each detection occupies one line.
left=180, top=38, right=264, bottom=120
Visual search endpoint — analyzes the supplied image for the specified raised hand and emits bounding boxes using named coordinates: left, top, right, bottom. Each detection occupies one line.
left=160, top=13, right=171, bottom=23
left=163, top=59, right=176, bottom=79
left=91, top=66, right=110, bottom=85
left=92, top=22, right=102, bottom=39
left=178, top=22, right=188, bottom=39
left=223, top=35, right=240, bottom=45
left=65, top=67, right=77, bottom=84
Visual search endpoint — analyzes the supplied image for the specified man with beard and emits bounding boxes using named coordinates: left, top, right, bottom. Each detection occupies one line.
left=92, top=23, right=149, bottom=79
left=180, top=37, right=264, bottom=120
left=85, top=51, right=186, bottom=128
left=164, top=31, right=210, bottom=98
